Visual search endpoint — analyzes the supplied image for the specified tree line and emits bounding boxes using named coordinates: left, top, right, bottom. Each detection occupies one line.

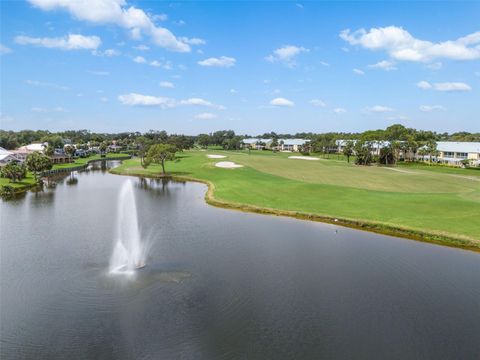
left=1, top=125, right=478, bottom=151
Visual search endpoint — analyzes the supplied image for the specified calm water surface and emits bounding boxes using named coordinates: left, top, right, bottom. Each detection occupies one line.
left=1, top=161, right=479, bottom=359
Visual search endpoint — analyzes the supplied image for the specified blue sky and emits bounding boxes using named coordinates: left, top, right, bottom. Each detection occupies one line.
left=1, top=0, right=479, bottom=134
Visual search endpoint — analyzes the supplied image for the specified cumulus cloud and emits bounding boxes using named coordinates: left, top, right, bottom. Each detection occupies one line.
left=133, top=44, right=150, bottom=51
left=133, top=56, right=146, bottom=63
left=417, top=80, right=471, bottom=92
left=159, top=81, right=174, bottom=88
left=310, top=99, right=327, bottom=107
left=266, top=45, right=309, bottom=67
left=15, top=34, right=101, bottom=50
left=419, top=105, right=445, bottom=112
left=179, top=37, right=206, bottom=45
left=27, top=0, right=191, bottom=52
left=92, top=48, right=120, bottom=56
left=118, top=93, right=224, bottom=109
left=340, top=26, right=480, bottom=62
left=333, top=108, right=346, bottom=114
left=353, top=68, right=365, bottom=75
left=270, top=97, right=294, bottom=107
left=194, top=112, right=217, bottom=120
left=25, top=79, right=69, bottom=90
left=1, top=44, right=12, bottom=54
left=367, top=60, right=397, bottom=71
left=87, top=70, right=109, bottom=76
left=364, top=105, right=394, bottom=113
left=198, top=56, right=236, bottom=67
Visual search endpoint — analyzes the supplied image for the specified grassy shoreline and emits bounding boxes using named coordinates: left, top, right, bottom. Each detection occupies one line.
left=112, top=170, right=480, bottom=252
left=111, top=151, right=480, bottom=252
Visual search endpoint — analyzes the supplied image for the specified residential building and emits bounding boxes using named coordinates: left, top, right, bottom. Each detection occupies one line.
left=278, top=139, right=310, bottom=152
left=0, top=147, right=20, bottom=166
left=435, top=142, right=480, bottom=166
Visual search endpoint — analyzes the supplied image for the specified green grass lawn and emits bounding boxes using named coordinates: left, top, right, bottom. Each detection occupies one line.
left=0, top=172, right=37, bottom=189
left=112, top=150, right=480, bottom=247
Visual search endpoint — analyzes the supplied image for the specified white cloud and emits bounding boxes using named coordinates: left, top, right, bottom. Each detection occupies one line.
left=198, top=56, right=236, bottom=67
left=92, top=48, right=120, bottom=56
left=28, top=0, right=191, bottom=52
left=270, top=97, right=294, bottom=107
left=419, top=105, right=445, bottom=112
left=87, top=70, right=109, bottom=76
left=118, top=93, right=176, bottom=108
left=159, top=81, right=174, bottom=88
left=151, top=13, right=167, bottom=22
left=320, top=61, right=330, bottom=66
left=364, top=105, right=394, bottom=113
left=426, top=62, right=442, bottom=70
left=417, top=80, right=432, bottom=89
left=118, top=93, right=224, bottom=109
left=353, top=68, right=365, bottom=75
left=417, top=80, right=471, bottom=92
left=133, top=44, right=150, bottom=51
left=133, top=55, right=146, bottom=63
left=32, top=106, right=66, bottom=112
left=230, top=89, right=237, bottom=93
left=333, top=107, right=346, bottom=114
left=1, top=44, right=12, bottom=54
left=15, top=34, right=101, bottom=50
left=179, top=37, right=206, bottom=45
left=340, top=26, right=480, bottom=62
left=266, top=45, right=309, bottom=67
left=310, top=99, right=326, bottom=107
left=194, top=112, right=217, bottom=120
left=179, top=98, right=225, bottom=109
left=25, top=79, right=69, bottom=90
left=367, top=60, right=397, bottom=71
left=434, top=82, right=471, bottom=92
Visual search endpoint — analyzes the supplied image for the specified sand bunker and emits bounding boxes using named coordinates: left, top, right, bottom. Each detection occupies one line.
left=288, top=156, right=320, bottom=161
left=215, top=161, right=244, bottom=169
left=382, top=167, right=417, bottom=174
left=207, top=154, right=226, bottom=159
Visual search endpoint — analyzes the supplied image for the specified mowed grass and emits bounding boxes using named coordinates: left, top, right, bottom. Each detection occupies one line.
left=112, top=150, right=480, bottom=244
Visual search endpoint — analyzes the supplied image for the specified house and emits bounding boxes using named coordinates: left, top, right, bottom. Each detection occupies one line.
left=0, top=147, right=20, bottom=166
left=11, top=143, right=47, bottom=162
left=278, top=139, right=310, bottom=152
left=435, top=142, right=480, bottom=166
left=241, top=138, right=273, bottom=150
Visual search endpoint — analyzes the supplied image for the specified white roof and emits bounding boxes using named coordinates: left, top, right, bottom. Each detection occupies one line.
left=18, top=143, right=46, bottom=152
left=0, top=153, right=17, bottom=162
left=242, top=138, right=272, bottom=144
left=0, top=147, right=12, bottom=155
left=436, top=141, right=480, bottom=154
left=280, top=138, right=309, bottom=146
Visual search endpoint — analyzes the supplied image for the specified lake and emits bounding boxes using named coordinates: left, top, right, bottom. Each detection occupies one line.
left=1, top=161, right=479, bottom=359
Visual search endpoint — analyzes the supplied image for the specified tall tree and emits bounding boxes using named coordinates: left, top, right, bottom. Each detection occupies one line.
left=343, top=140, right=354, bottom=163
left=25, top=152, right=52, bottom=181
left=143, top=144, right=177, bottom=175
left=1, top=162, right=26, bottom=183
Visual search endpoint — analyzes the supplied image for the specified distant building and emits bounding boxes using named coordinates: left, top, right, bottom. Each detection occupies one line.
left=0, top=147, right=20, bottom=166
left=241, top=138, right=273, bottom=150
left=278, top=139, right=309, bottom=152
left=435, top=142, right=480, bottom=166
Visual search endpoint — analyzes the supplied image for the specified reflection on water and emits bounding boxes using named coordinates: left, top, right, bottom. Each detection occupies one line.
left=1, top=160, right=480, bottom=359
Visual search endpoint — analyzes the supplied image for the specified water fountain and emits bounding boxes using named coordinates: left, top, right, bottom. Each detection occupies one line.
left=109, top=179, right=145, bottom=274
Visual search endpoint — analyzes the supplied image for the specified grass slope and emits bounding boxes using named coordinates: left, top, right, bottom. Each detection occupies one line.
left=112, top=150, right=480, bottom=248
